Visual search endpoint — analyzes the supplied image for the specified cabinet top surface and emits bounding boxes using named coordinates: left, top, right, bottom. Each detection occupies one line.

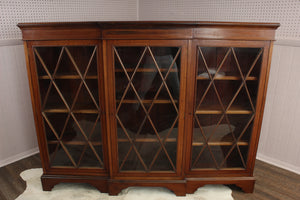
left=18, top=21, right=279, bottom=41
left=17, top=21, right=280, bottom=29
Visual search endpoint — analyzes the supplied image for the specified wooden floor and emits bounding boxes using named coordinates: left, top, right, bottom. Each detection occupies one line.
left=0, top=154, right=299, bottom=200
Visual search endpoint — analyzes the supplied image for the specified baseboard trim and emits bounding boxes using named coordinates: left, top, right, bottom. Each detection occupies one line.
left=256, top=153, right=300, bottom=175
left=0, top=147, right=39, bottom=168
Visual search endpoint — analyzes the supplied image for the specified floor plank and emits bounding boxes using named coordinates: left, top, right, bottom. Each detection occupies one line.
left=0, top=154, right=299, bottom=200
left=0, top=154, right=41, bottom=200
left=231, top=160, right=300, bottom=200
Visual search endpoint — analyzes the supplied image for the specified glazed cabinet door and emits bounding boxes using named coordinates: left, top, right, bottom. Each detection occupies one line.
left=28, top=40, right=107, bottom=174
left=106, top=40, right=187, bottom=177
left=185, top=40, right=270, bottom=175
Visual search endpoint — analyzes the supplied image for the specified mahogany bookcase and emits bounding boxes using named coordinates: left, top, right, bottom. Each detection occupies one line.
left=18, top=21, right=279, bottom=196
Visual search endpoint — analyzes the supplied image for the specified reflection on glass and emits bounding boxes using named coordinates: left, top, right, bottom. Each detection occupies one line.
left=114, top=46, right=181, bottom=172
left=197, top=47, right=262, bottom=79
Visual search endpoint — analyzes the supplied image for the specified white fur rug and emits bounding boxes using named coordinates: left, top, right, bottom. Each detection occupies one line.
left=16, top=168, right=234, bottom=200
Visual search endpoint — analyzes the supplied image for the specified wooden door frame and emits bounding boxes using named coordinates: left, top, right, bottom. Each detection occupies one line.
left=184, top=39, right=271, bottom=177
left=105, top=39, right=188, bottom=179
left=26, top=40, right=109, bottom=176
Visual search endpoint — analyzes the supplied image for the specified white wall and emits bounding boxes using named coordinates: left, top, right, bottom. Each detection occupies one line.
left=139, top=0, right=300, bottom=40
left=0, top=0, right=138, bottom=167
left=0, top=0, right=138, bottom=40
left=258, top=44, right=300, bottom=174
left=0, top=45, right=38, bottom=167
left=139, top=0, right=300, bottom=174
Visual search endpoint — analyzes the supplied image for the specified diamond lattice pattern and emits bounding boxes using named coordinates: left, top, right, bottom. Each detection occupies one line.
left=192, top=46, right=263, bottom=169
left=34, top=46, right=104, bottom=168
left=114, top=46, right=181, bottom=172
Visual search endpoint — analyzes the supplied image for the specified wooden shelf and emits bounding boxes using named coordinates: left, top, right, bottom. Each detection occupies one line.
left=39, top=75, right=98, bottom=80
left=43, top=109, right=99, bottom=114
left=48, top=140, right=102, bottom=145
left=197, top=76, right=257, bottom=81
left=195, top=105, right=253, bottom=114
left=118, top=138, right=177, bottom=143
left=116, top=99, right=178, bottom=104
left=115, top=68, right=178, bottom=73
left=192, top=141, right=248, bottom=146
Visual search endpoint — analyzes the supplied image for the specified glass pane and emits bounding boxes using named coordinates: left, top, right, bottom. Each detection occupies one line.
left=66, top=46, right=95, bottom=75
left=34, top=45, right=104, bottom=168
left=197, top=47, right=234, bottom=77
left=192, top=46, right=263, bottom=170
left=48, top=143, right=73, bottom=167
left=234, top=48, right=262, bottom=77
left=197, top=47, right=262, bottom=79
left=114, top=46, right=180, bottom=172
left=35, top=47, right=62, bottom=76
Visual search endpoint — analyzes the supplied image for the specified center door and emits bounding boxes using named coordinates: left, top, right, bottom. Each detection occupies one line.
left=106, top=40, right=187, bottom=178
